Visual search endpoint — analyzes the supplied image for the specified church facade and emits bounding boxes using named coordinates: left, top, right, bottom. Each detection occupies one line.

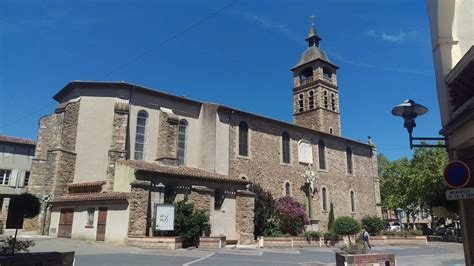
left=25, top=23, right=381, bottom=244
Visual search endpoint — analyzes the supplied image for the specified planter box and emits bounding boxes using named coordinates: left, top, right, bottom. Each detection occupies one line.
left=0, top=251, right=75, bottom=266
left=259, top=236, right=322, bottom=248
left=128, top=236, right=182, bottom=250
left=199, top=236, right=226, bottom=249
left=336, top=252, right=395, bottom=266
left=371, top=236, right=427, bottom=245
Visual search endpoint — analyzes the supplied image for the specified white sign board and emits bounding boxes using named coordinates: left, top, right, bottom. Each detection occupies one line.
left=446, top=188, right=474, bottom=201
left=298, top=140, right=313, bottom=164
left=155, top=204, right=175, bottom=231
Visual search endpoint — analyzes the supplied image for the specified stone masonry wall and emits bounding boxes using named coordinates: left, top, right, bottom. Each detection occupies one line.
left=128, top=181, right=150, bottom=237
left=156, top=111, right=179, bottom=165
left=228, top=113, right=379, bottom=233
left=188, top=186, right=212, bottom=213
left=24, top=100, right=80, bottom=231
left=236, top=190, right=255, bottom=244
left=105, top=100, right=129, bottom=191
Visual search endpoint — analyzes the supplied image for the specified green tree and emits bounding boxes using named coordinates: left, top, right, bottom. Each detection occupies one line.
left=250, top=183, right=275, bottom=238
left=174, top=198, right=210, bottom=247
left=9, top=193, right=40, bottom=255
left=333, top=216, right=361, bottom=245
left=361, top=215, right=385, bottom=235
left=328, top=202, right=335, bottom=231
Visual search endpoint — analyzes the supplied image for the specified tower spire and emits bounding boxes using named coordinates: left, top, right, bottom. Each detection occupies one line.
left=305, top=15, right=321, bottom=47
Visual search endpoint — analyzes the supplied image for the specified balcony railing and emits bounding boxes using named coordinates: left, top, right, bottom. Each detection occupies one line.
left=300, top=76, right=313, bottom=85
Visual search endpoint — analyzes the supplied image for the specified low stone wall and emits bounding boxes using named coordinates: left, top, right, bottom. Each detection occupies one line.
left=371, top=236, right=427, bottom=245
left=427, top=235, right=463, bottom=243
left=336, top=253, right=395, bottom=266
left=199, top=236, right=226, bottom=249
left=128, top=236, right=182, bottom=250
left=259, top=237, right=322, bottom=248
left=0, top=251, right=75, bottom=266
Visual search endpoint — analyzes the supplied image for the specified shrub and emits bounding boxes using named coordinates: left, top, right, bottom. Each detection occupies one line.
left=251, top=184, right=275, bottom=238
left=341, top=243, right=368, bottom=254
left=333, top=216, right=361, bottom=245
left=361, top=215, right=385, bottom=235
left=303, top=231, right=321, bottom=240
left=263, top=223, right=284, bottom=237
left=328, top=202, right=335, bottom=231
left=323, top=230, right=339, bottom=240
left=174, top=198, right=210, bottom=247
left=275, top=196, right=308, bottom=236
left=0, top=236, right=35, bottom=255
left=381, top=229, right=423, bottom=237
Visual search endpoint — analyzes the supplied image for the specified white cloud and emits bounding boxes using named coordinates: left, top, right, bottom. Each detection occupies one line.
left=364, top=29, right=407, bottom=43
left=234, top=11, right=300, bottom=43
left=328, top=51, right=428, bottom=76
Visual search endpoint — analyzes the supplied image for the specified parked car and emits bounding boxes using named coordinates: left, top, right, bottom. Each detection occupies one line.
left=387, top=222, right=402, bottom=231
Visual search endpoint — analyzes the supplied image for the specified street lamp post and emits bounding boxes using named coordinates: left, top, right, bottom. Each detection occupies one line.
left=391, top=99, right=446, bottom=149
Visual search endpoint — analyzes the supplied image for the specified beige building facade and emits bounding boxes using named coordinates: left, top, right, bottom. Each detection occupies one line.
left=26, top=23, right=381, bottom=244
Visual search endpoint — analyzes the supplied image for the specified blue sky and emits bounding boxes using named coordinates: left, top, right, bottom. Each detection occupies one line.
left=0, top=0, right=442, bottom=160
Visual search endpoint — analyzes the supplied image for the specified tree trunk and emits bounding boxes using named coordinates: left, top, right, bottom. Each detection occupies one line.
left=348, top=235, right=351, bottom=245
left=11, top=217, right=21, bottom=255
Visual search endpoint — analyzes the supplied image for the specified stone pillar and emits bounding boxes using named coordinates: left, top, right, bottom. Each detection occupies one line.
left=188, top=186, right=213, bottom=213
left=128, top=180, right=151, bottom=237
left=24, top=100, right=80, bottom=232
left=105, top=100, right=129, bottom=191
left=236, top=190, right=255, bottom=244
left=156, top=110, right=179, bottom=166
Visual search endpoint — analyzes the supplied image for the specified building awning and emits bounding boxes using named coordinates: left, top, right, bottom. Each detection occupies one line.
left=52, top=192, right=129, bottom=204
left=119, top=160, right=250, bottom=185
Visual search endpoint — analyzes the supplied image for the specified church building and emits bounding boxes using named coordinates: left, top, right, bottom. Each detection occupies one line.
left=25, top=22, right=381, bottom=244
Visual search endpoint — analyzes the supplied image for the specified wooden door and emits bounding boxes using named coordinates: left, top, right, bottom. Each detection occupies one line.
left=96, top=207, right=107, bottom=241
left=58, top=208, right=74, bottom=238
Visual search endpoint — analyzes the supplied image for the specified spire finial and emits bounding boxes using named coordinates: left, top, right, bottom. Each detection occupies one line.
left=310, top=14, right=315, bottom=25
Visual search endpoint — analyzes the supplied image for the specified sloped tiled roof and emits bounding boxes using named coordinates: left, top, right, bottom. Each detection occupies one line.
left=0, top=135, right=36, bottom=146
left=120, top=160, right=249, bottom=184
left=68, top=181, right=106, bottom=189
left=52, top=192, right=129, bottom=203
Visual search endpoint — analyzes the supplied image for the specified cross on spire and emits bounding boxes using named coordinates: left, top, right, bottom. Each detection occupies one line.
left=310, top=14, right=315, bottom=25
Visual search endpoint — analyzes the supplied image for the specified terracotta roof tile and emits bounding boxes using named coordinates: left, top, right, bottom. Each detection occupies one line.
left=0, top=135, right=36, bottom=146
left=120, top=160, right=249, bottom=184
left=68, top=181, right=106, bottom=189
left=52, top=192, right=129, bottom=203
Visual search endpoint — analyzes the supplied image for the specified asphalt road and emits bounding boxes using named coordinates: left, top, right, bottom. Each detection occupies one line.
left=26, top=237, right=465, bottom=266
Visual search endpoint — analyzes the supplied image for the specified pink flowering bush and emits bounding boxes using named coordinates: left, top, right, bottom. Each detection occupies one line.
left=275, top=196, right=309, bottom=236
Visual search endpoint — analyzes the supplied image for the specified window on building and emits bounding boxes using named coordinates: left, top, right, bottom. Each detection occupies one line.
left=329, top=128, right=333, bottom=134
left=308, top=90, right=315, bottom=109
left=318, top=140, right=326, bottom=170
left=282, top=132, right=290, bottom=164
left=324, top=91, right=328, bottom=109
left=350, top=191, right=356, bottom=212
left=24, top=172, right=30, bottom=187
left=331, top=93, right=336, bottom=111
left=323, top=67, right=332, bottom=80
left=298, top=94, right=304, bottom=112
left=214, top=189, right=225, bottom=210
left=300, top=67, right=313, bottom=84
left=285, top=182, right=291, bottom=196
left=322, top=187, right=328, bottom=211
left=177, top=120, right=188, bottom=166
left=0, top=169, right=11, bottom=186
left=239, top=121, right=249, bottom=156
left=86, top=208, right=95, bottom=227
left=134, top=110, right=148, bottom=160
left=346, top=147, right=353, bottom=174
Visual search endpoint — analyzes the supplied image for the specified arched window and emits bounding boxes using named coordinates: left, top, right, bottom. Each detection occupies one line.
left=346, top=147, right=353, bottom=174
left=318, top=140, right=326, bottom=170
left=239, top=121, right=249, bottom=156
left=331, top=93, right=336, bottom=111
left=324, top=91, right=328, bottom=109
left=285, top=182, right=291, bottom=196
left=282, top=132, right=290, bottom=164
left=322, top=187, right=328, bottom=211
left=298, top=94, right=304, bottom=112
left=134, top=110, right=148, bottom=160
left=308, top=90, right=315, bottom=109
left=329, top=128, right=333, bottom=134
left=177, top=120, right=188, bottom=166
left=323, top=67, right=332, bottom=80
left=350, top=190, right=356, bottom=212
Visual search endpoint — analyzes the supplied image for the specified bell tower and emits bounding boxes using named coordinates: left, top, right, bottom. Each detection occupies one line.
left=291, top=18, right=341, bottom=136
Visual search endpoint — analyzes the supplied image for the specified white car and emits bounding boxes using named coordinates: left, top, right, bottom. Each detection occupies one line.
left=387, top=222, right=402, bottom=231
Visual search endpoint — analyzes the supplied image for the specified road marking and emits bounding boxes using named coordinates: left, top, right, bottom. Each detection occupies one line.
left=182, top=252, right=215, bottom=266
left=204, top=256, right=298, bottom=264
